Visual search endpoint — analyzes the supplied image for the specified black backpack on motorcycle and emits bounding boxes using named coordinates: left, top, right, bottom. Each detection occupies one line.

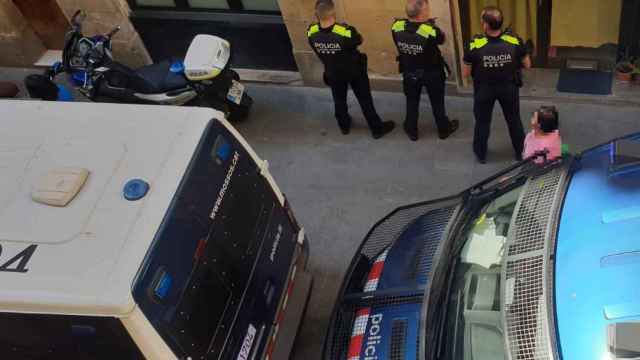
left=25, top=74, right=59, bottom=101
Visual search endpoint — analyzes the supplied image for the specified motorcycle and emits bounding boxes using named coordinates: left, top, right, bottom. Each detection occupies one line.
left=33, top=10, right=252, bottom=121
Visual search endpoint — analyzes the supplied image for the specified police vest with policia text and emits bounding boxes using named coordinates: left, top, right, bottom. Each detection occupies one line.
left=391, top=18, right=446, bottom=73
left=468, top=33, right=523, bottom=85
left=307, top=23, right=363, bottom=77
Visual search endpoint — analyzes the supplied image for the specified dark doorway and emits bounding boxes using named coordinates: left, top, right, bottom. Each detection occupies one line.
left=618, top=0, right=640, bottom=61
left=131, top=17, right=297, bottom=71
left=128, top=0, right=297, bottom=71
left=12, top=0, right=69, bottom=50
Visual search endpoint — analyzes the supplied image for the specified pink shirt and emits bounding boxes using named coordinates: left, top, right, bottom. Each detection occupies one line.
left=523, top=130, right=562, bottom=163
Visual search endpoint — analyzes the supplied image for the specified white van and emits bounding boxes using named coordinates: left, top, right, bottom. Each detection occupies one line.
left=0, top=101, right=311, bottom=359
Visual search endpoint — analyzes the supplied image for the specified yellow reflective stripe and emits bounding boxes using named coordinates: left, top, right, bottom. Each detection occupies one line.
left=307, top=24, right=319, bottom=37
left=416, top=24, right=436, bottom=39
left=470, top=37, right=488, bottom=50
left=392, top=20, right=406, bottom=32
left=500, top=34, right=520, bottom=45
left=332, top=24, right=352, bottom=38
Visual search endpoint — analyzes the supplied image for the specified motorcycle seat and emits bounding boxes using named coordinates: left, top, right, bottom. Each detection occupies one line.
left=134, top=60, right=189, bottom=94
left=106, top=60, right=189, bottom=94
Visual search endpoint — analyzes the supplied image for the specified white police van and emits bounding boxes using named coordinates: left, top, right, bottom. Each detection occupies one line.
left=0, top=101, right=311, bottom=359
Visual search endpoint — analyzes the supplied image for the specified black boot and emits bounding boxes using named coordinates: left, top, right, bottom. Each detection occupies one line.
left=439, top=119, right=460, bottom=140
left=373, top=121, right=396, bottom=139
left=403, top=122, right=418, bottom=141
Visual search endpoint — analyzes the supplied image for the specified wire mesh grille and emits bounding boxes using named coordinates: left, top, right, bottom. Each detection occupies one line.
left=504, top=255, right=546, bottom=359
left=508, top=170, right=562, bottom=256
left=503, top=167, right=565, bottom=360
left=410, top=207, right=456, bottom=283
left=390, top=319, right=408, bottom=360
left=328, top=295, right=423, bottom=360
left=359, top=200, right=459, bottom=260
left=325, top=198, right=459, bottom=360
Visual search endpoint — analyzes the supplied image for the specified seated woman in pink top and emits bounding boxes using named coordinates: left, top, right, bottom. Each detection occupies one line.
left=523, top=106, right=562, bottom=163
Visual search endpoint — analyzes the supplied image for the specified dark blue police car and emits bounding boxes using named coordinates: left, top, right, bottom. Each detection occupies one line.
left=324, top=133, right=640, bottom=360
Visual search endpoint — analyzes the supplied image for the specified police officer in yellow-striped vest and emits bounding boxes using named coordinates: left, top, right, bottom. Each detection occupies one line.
left=463, top=6, right=531, bottom=164
left=392, top=0, right=459, bottom=141
left=307, top=0, right=395, bottom=138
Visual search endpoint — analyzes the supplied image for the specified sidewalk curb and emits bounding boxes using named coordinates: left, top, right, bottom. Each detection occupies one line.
left=243, top=69, right=640, bottom=108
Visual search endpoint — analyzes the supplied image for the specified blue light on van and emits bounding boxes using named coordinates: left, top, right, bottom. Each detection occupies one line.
left=213, top=135, right=232, bottom=162
left=217, top=141, right=232, bottom=161
left=154, top=271, right=173, bottom=300
left=123, top=179, right=150, bottom=201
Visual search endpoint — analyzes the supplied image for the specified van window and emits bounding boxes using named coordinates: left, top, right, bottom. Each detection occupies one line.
left=0, top=313, right=143, bottom=359
left=133, top=122, right=278, bottom=358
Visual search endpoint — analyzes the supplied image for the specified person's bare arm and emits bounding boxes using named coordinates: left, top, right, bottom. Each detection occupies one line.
left=522, top=55, right=532, bottom=69
left=463, top=63, right=472, bottom=78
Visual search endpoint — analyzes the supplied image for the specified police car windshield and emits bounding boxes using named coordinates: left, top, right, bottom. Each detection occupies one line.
left=433, top=185, right=524, bottom=359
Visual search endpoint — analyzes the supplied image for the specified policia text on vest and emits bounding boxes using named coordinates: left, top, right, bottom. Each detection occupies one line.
left=307, top=19, right=395, bottom=139
left=391, top=18, right=459, bottom=141
left=464, top=28, right=531, bottom=163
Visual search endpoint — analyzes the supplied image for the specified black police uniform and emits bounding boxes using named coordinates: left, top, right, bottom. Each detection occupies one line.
left=464, top=32, right=528, bottom=161
left=308, top=22, right=391, bottom=136
left=392, top=19, right=457, bottom=140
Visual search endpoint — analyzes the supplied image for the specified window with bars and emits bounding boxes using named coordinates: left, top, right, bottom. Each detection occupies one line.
left=129, top=0, right=280, bottom=13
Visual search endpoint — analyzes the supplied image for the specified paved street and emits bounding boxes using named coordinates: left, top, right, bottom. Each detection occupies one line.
left=233, top=84, right=640, bottom=359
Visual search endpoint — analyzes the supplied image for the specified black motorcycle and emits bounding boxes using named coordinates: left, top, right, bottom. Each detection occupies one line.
left=31, top=10, right=252, bottom=121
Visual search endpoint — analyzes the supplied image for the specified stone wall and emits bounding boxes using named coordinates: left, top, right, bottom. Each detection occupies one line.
left=56, top=0, right=151, bottom=68
left=0, top=0, right=150, bottom=68
left=0, top=0, right=47, bottom=67
left=278, top=0, right=460, bottom=88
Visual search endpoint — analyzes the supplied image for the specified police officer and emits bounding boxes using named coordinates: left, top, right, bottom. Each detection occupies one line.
left=392, top=0, right=459, bottom=141
left=307, top=0, right=395, bottom=138
left=463, top=6, right=531, bottom=163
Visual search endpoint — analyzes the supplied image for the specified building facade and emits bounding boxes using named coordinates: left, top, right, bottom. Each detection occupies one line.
left=280, top=0, right=462, bottom=87
left=1, top=0, right=638, bottom=94
left=0, top=0, right=461, bottom=87
left=0, top=0, right=150, bottom=68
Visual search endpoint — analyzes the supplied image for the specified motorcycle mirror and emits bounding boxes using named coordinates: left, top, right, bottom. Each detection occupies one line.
left=72, top=10, right=86, bottom=26
left=107, top=26, right=121, bottom=38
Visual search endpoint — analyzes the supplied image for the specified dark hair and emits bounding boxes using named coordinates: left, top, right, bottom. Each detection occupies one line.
left=406, top=0, right=427, bottom=19
left=315, top=0, right=336, bottom=20
left=538, top=106, right=559, bottom=133
left=482, top=6, right=503, bottom=31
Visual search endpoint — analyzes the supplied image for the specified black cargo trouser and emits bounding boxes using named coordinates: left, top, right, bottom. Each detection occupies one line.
left=473, top=82, right=526, bottom=160
left=327, top=61, right=384, bottom=134
left=402, top=68, right=450, bottom=137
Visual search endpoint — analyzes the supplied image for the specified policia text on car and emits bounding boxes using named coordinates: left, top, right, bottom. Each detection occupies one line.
left=391, top=0, right=459, bottom=142
left=463, top=5, right=532, bottom=164
left=307, top=0, right=395, bottom=139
